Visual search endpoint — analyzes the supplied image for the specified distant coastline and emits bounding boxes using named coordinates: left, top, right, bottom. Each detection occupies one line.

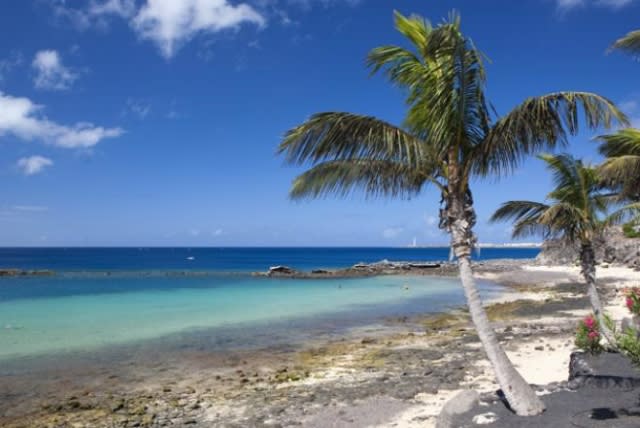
left=406, top=243, right=542, bottom=249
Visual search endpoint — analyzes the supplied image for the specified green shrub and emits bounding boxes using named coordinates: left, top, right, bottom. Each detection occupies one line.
left=617, top=328, right=640, bottom=366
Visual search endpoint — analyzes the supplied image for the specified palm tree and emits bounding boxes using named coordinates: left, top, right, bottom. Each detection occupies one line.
left=277, top=11, right=626, bottom=416
left=491, top=154, right=617, bottom=345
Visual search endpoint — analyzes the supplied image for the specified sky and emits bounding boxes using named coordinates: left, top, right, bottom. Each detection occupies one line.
left=0, top=0, right=638, bottom=247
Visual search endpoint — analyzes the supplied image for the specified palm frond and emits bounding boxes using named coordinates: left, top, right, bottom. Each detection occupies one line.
left=599, top=156, right=640, bottom=185
left=489, top=200, right=552, bottom=239
left=288, top=159, right=428, bottom=200
left=611, top=29, right=640, bottom=55
left=479, top=92, right=629, bottom=177
left=538, top=202, right=589, bottom=241
left=598, top=128, right=640, bottom=157
left=597, top=129, right=640, bottom=201
left=490, top=200, right=549, bottom=223
left=539, top=153, right=582, bottom=195
left=606, top=202, right=640, bottom=226
left=278, top=113, right=425, bottom=166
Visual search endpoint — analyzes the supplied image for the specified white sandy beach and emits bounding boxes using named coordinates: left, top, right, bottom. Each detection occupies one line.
left=385, top=264, right=640, bottom=428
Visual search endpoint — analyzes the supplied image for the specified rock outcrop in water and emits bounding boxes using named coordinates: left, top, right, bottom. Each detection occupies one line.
left=537, top=226, right=640, bottom=269
left=0, top=269, right=54, bottom=277
left=254, top=259, right=450, bottom=278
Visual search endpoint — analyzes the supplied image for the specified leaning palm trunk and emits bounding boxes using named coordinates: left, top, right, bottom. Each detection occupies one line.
left=447, top=192, right=546, bottom=416
left=579, top=243, right=616, bottom=346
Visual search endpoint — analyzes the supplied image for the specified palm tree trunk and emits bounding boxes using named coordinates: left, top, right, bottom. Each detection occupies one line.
left=447, top=194, right=545, bottom=416
left=579, top=243, right=616, bottom=346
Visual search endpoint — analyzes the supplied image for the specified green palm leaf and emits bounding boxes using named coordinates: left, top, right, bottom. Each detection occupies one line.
left=278, top=112, right=425, bottom=166
left=597, top=128, right=640, bottom=201
left=480, top=93, right=628, bottom=176
left=288, top=159, right=427, bottom=199
left=611, top=29, right=640, bottom=55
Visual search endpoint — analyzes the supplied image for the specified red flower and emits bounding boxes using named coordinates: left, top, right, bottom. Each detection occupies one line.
left=583, top=316, right=596, bottom=329
left=588, top=331, right=599, bottom=340
left=627, top=297, right=634, bottom=310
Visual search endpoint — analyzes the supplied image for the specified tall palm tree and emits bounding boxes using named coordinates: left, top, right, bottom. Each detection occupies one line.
left=277, top=11, right=626, bottom=416
left=491, top=154, right=617, bottom=345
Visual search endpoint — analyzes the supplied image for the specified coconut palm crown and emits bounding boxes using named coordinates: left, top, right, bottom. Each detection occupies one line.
left=277, top=11, right=627, bottom=416
left=490, top=154, right=617, bottom=344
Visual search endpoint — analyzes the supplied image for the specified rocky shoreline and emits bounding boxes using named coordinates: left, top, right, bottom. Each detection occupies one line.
left=252, top=258, right=538, bottom=279
left=2, top=259, right=638, bottom=428
left=0, top=258, right=532, bottom=279
left=0, top=269, right=54, bottom=277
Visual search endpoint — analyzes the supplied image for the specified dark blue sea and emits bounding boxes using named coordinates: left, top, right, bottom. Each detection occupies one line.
left=0, top=246, right=539, bottom=272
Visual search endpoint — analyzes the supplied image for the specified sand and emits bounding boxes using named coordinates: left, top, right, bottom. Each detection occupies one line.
left=384, top=263, right=640, bottom=428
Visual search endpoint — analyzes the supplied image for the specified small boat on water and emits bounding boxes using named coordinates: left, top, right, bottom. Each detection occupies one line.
left=186, top=256, right=195, bottom=261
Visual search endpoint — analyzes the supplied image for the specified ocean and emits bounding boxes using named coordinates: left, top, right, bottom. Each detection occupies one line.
left=0, top=247, right=538, bottom=362
left=0, top=246, right=539, bottom=272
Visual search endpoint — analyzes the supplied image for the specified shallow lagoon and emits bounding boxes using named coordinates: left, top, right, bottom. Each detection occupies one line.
left=0, top=274, right=502, bottom=360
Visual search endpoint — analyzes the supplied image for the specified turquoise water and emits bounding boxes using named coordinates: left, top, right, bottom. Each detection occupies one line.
left=0, top=274, right=501, bottom=361
left=0, top=247, right=523, bottom=363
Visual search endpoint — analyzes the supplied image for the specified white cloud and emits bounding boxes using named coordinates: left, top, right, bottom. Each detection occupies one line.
left=189, top=228, right=201, bottom=236
left=50, top=0, right=136, bottom=29
left=213, top=228, right=223, bottom=236
left=0, top=92, right=123, bottom=148
left=382, top=227, right=403, bottom=239
left=47, top=0, right=368, bottom=61
left=132, top=0, right=266, bottom=58
left=49, top=0, right=363, bottom=59
left=596, top=0, right=635, bottom=8
left=555, top=0, right=637, bottom=9
left=88, top=0, right=137, bottom=18
left=17, top=156, right=53, bottom=176
left=556, top=0, right=585, bottom=9
left=32, top=50, right=78, bottom=91
left=125, top=98, right=151, bottom=119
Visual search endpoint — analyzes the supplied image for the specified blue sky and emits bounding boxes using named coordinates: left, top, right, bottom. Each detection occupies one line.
left=0, top=0, right=638, bottom=247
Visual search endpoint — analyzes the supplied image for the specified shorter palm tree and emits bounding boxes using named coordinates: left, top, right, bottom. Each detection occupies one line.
left=490, top=154, right=616, bottom=344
